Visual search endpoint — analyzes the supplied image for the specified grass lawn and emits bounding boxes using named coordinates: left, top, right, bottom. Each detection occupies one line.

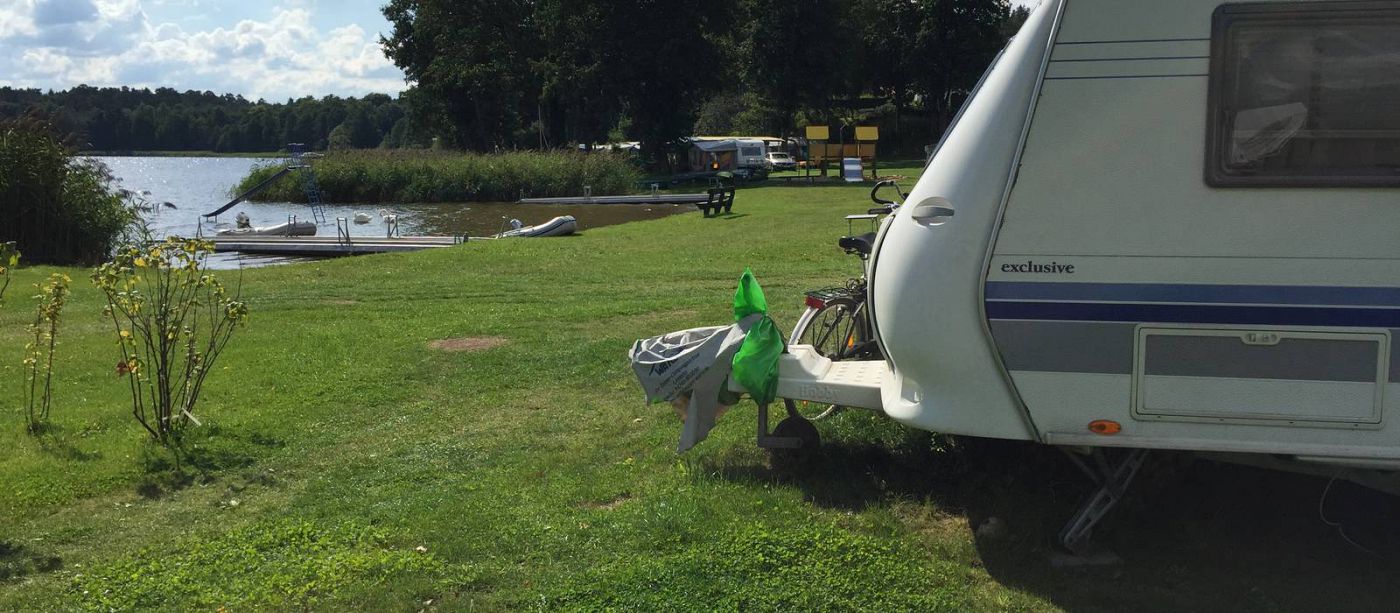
left=3, top=163, right=1399, bottom=610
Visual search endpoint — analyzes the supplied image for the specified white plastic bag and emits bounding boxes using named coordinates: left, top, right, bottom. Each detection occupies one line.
left=629, top=315, right=758, bottom=451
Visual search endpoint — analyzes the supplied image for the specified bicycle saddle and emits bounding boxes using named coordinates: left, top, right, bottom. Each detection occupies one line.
left=838, top=232, right=877, bottom=256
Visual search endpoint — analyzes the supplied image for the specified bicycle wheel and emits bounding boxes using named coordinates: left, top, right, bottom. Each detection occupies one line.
left=784, top=297, right=866, bottom=420
left=796, top=297, right=864, bottom=358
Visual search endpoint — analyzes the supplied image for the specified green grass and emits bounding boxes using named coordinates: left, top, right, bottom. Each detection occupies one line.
left=2, top=165, right=1398, bottom=610
left=236, top=149, right=643, bottom=204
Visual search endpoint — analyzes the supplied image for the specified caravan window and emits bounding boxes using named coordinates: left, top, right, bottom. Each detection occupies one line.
left=1207, top=2, right=1400, bottom=186
left=740, top=146, right=762, bottom=157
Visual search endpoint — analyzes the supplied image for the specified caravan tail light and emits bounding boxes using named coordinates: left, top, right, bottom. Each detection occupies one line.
left=1088, top=420, right=1122, bottom=435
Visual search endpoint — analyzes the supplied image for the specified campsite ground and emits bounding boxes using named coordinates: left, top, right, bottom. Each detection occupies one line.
left=2, top=163, right=1399, bottom=610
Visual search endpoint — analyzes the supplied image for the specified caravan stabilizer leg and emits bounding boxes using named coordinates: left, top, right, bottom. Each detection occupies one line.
left=756, top=401, right=819, bottom=450
left=1058, top=448, right=1150, bottom=554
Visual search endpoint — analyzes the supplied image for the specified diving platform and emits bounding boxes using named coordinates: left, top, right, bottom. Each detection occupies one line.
left=204, top=166, right=304, bottom=218
left=211, top=235, right=464, bottom=256
left=204, top=144, right=326, bottom=222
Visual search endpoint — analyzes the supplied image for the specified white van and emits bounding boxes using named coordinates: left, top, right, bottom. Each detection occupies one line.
left=759, top=0, right=1400, bottom=550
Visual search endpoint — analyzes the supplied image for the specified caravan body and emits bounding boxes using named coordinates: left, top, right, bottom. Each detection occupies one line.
left=868, top=0, right=1400, bottom=468
left=689, top=138, right=771, bottom=172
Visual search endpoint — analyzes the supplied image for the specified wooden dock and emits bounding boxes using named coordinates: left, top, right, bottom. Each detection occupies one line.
left=517, top=193, right=708, bottom=205
left=211, top=235, right=463, bottom=256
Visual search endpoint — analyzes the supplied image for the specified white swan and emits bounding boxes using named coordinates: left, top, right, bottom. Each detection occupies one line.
left=353, top=212, right=372, bottom=224
left=378, top=208, right=397, bottom=224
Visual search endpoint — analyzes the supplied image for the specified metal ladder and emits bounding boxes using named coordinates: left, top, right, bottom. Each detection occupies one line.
left=288, top=144, right=327, bottom=224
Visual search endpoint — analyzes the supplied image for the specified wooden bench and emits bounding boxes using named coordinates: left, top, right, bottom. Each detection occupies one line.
left=698, top=186, right=735, bottom=217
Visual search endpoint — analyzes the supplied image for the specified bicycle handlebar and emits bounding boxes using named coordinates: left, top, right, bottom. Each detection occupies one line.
left=869, top=179, right=907, bottom=206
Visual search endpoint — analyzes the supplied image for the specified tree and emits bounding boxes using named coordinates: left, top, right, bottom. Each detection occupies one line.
left=1003, top=5, right=1032, bottom=39
left=341, top=106, right=382, bottom=149
left=911, top=0, right=1011, bottom=134
left=541, top=0, right=735, bottom=164
left=857, top=0, right=924, bottom=145
left=381, top=0, right=540, bottom=151
left=0, top=86, right=418, bottom=153
left=609, top=0, right=736, bottom=165
left=741, top=0, right=859, bottom=136
left=126, top=103, right=158, bottom=150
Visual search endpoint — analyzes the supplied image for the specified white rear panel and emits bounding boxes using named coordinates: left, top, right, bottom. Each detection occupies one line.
left=987, top=0, right=1400, bottom=458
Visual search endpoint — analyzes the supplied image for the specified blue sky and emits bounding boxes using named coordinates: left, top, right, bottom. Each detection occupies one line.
left=1, top=0, right=1041, bottom=101
left=0, top=0, right=405, bottom=100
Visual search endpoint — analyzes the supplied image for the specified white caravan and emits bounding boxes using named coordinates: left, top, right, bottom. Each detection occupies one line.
left=758, top=0, right=1400, bottom=549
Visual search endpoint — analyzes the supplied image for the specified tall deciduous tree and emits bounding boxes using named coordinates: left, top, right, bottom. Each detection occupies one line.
left=586, top=0, right=735, bottom=164
left=741, top=0, right=858, bottom=135
left=381, top=0, right=541, bottom=151
left=858, top=0, right=924, bottom=134
left=912, top=0, right=1011, bottom=134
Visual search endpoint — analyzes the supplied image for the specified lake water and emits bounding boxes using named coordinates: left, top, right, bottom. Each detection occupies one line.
left=95, top=156, right=690, bottom=267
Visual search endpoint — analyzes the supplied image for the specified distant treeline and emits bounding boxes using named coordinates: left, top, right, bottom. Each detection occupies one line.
left=0, top=86, right=435, bottom=153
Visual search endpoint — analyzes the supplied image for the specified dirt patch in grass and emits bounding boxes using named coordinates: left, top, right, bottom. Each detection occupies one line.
left=428, top=336, right=509, bottom=352
left=579, top=493, right=632, bottom=510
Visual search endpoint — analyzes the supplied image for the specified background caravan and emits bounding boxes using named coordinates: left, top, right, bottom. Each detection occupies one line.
left=748, top=0, right=1400, bottom=552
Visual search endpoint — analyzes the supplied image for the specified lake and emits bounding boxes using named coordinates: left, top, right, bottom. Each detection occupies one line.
left=96, top=156, right=690, bottom=268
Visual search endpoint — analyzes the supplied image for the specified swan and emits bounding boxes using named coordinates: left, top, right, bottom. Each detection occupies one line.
left=353, top=212, right=372, bottom=224
left=378, top=208, right=398, bottom=224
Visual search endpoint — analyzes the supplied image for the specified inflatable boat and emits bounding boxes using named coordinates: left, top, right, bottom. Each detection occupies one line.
left=494, top=215, right=577, bottom=238
left=216, top=221, right=317, bottom=237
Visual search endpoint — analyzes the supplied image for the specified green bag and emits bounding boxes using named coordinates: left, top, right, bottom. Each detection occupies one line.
left=731, top=268, right=783, bottom=405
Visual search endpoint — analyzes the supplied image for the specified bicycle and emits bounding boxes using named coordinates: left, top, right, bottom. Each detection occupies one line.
left=783, top=179, right=906, bottom=421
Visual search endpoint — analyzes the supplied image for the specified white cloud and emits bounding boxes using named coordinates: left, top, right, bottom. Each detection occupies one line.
left=0, top=1, right=405, bottom=99
left=20, top=46, right=73, bottom=72
left=0, top=0, right=39, bottom=38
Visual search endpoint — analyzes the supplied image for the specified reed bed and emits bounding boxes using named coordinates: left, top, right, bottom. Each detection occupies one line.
left=0, top=119, right=132, bottom=264
left=236, top=149, right=642, bottom=204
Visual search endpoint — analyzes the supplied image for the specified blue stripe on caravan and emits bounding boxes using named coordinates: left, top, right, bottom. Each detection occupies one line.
left=985, top=281, right=1400, bottom=307
left=985, top=301, right=1400, bottom=327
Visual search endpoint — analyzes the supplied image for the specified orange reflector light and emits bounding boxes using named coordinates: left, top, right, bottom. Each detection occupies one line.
left=1088, top=420, right=1122, bottom=435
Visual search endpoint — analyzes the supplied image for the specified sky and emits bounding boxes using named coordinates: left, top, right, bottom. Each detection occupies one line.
left=0, top=0, right=1042, bottom=101
left=0, top=0, right=405, bottom=101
